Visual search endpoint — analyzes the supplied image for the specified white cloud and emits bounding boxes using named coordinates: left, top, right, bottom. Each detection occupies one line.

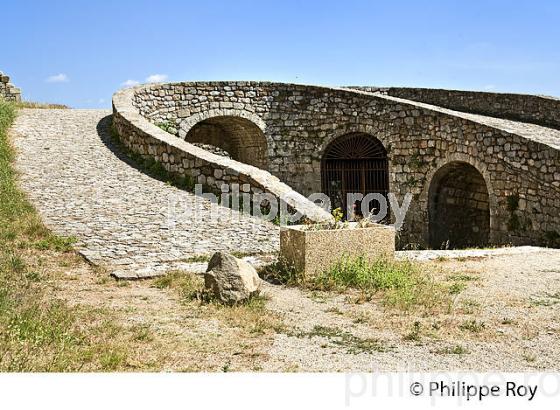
left=145, top=74, right=168, bottom=83
left=46, top=73, right=69, bottom=83
left=120, top=75, right=168, bottom=88
left=483, top=84, right=496, bottom=91
left=121, top=79, right=140, bottom=88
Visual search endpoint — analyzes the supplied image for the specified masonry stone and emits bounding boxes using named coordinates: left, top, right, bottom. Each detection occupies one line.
left=204, top=252, right=262, bottom=304
left=0, top=70, right=21, bottom=102
left=112, top=81, right=560, bottom=249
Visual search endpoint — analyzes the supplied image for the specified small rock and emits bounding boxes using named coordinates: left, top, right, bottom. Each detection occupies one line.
left=204, top=252, right=261, bottom=304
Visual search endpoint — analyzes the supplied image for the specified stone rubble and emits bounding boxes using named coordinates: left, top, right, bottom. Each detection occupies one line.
left=204, top=252, right=262, bottom=304
left=0, top=70, right=21, bottom=102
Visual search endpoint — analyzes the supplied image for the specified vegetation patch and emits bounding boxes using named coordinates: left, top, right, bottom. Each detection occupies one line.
left=459, top=319, right=486, bottom=333
left=155, top=121, right=175, bottom=133
left=522, top=352, right=537, bottom=363
left=183, top=254, right=212, bottom=263
left=15, top=101, right=69, bottom=109
left=446, top=273, right=479, bottom=282
left=530, top=292, right=560, bottom=307
left=0, top=101, right=133, bottom=371
left=152, top=270, right=284, bottom=335
left=448, top=282, right=467, bottom=295
left=459, top=299, right=481, bottom=314
left=309, top=256, right=450, bottom=312
left=403, top=321, right=422, bottom=342
left=294, top=325, right=392, bottom=354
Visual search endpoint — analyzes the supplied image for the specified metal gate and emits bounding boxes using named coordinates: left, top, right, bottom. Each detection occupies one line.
left=321, top=133, right=389, bottom=219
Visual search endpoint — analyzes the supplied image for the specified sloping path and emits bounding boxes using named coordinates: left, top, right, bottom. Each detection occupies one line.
left=11, top=109, right=279, bottom=277
left=376, top=93, right=560, bottom=150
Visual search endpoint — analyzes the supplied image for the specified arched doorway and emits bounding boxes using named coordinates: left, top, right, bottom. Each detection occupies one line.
left=428, top=161, right=490, bottom=249
left=321, top=133, right=389, bottom=218
left=184, top=116, right=268, bottom=169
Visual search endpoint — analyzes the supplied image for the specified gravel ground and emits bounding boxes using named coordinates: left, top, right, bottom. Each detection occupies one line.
left=55, top=246, right=560, bottom=372
left=261, top=249, right=560, bottom=371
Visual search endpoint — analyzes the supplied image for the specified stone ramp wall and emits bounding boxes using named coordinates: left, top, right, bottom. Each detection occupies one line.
left=347, top=86, right=560, bottom=129
left=0, top=71, right=21, bottom=102
left=112, top=87, right=334, bottom=224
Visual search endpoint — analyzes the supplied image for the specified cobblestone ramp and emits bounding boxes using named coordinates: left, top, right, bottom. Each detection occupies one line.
left=11, top=109, right=279, bottom=278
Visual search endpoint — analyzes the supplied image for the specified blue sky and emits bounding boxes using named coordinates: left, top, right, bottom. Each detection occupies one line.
left=2, top=0, right=559, bottom=108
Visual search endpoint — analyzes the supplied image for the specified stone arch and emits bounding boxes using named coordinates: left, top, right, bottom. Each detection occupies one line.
left=321, top=132, right=389, bottom=217
left=179, top=110, right=268, bottom=169
left=427, top=160, right=492, bottom=249
left=317, top=124, right=390, bottom=156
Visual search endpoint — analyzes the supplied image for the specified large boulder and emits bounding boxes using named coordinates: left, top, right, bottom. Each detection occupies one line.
left=204, top=252, right=261, bottom=304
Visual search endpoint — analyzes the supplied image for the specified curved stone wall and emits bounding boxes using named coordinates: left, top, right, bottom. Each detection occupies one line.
left=111, top=86, right=333, bottom=224
left=113, top=81, right=560, bottom=249
left=349, top=86, right=560, bottom=129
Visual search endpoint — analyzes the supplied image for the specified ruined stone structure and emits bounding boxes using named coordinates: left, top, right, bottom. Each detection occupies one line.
left=0, top=71, right=21, bottom=102
left=112, top=82, right=560, bottom=249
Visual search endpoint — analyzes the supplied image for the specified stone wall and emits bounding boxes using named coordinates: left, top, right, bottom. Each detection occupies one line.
left=0, top=71, right=21, bottom=102
left=112, top=87, right=333, bottom=225
left=348, top=86, right=560, bottom=129
left=114, top=81, right=560, bottom=249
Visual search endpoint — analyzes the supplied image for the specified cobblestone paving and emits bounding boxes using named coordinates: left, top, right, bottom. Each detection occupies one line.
left=12, top=109, right=279, bottom=277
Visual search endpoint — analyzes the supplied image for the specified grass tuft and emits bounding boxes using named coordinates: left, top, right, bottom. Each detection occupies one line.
left=153, top=270, right=285, bottom=335
left=15, top=101, right=69, bottom=109
left=308, top=256, right=450, bottom=311
left=459, top=319, right=486, bottom=333
left=403, top=321, right=422, bottom=342
left=152, top=270, right=202, bottom=300
left=434, top=345, right=469, bottom=355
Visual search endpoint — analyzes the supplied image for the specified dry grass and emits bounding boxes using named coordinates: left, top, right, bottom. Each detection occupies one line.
left=152, top=271, right=285, bottom=336
left=293, top=325, right=393, bottom=354
left=0, top=101, right=134, bottom=371
left=265, top=255, right=453, bottom=313
left=0, top=101, right=284, bottom=371
left=15, top=101, right=69, bottom=109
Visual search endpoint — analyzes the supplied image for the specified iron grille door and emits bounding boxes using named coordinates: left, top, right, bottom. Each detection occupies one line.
left=321, top=133, right=389, bottom=219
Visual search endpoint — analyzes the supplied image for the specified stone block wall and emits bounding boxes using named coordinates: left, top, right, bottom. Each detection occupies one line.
left=0, top=71, right=21, bottom=102
left=114, top=81, right=560, bottom=249
left=280, top=224, right=396, bottom=277
left=348, top=86, right=560, bottom=129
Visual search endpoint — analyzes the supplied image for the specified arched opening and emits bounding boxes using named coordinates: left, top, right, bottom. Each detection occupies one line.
left=184, top=116, right=268, bottom=169
left=428, top=161, right=490, bottom=249
left=321, top=133, right=389, bottom=218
